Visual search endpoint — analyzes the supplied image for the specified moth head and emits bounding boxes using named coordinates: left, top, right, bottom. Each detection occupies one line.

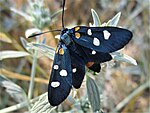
left=60, top=30, right=72, bottom=46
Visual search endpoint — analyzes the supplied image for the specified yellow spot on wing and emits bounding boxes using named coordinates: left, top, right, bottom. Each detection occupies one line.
left=59, top=48, right=64, bottom=55
left=75, top=27, right=80, bottom=31
left=75, top=33, right=81, bottom=39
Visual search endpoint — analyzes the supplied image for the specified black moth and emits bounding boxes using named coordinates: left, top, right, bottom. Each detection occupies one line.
left=46, top=0, right=133, bottom=106
left=48, top=27, right=132, bottom=106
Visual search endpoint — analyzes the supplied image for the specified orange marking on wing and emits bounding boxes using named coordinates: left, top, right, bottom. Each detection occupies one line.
left=59, top=48, right=64, bottom=55
left=75, top=33, right=81, bottom=39
left=86, top=62, right=94, bottom=67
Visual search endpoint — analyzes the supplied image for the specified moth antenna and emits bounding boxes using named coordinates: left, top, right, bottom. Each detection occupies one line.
left=62, top=0, right=66, bottom=29
left=28, top=29, right=61, bottom=38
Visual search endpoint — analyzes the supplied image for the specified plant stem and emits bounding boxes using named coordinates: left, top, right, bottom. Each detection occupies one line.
left=28, top=52, right=38, bottom=99
left=0, top=101, right=27, bottom=113
left=28, top=38, right=40, bottom=99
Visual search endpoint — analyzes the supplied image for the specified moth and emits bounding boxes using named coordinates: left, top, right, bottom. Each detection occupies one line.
left=29, top=0, right=133, bottom=106
left=48, top=25, right=132, bottom=105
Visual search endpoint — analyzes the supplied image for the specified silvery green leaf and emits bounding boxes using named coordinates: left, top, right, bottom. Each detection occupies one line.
left=31, top=92, right=56, bottom=113
left=111, top=52, right=137, bottom=65
left=86, top=76, right=100, bottom=112
left=28, top=43, right=55, bottom=60
left=100, top=22, right=108, bottom=27
left=10, top=7, right=32, bottom=21
left=20, top=37, right=28, bottom=48
left=29, top=0, right=51, bottom=29
left=25, top=28, right=41, bottom=38
left=0, top=50, right=30, bottom=60
left=91, top=9, right=101, bottom=27
left=20, top=37, right=33, bottom=54
left=107, top=12, right=121, bottom=26
left=0, top=75, right=27, bottom=103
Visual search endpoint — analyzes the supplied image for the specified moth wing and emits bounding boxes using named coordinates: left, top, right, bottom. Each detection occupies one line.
left=76, top=44, right=112, bottom=63
left=48, top=43, right=72, bottom=106
left=86, top=62, right=101, bottom=73
left=70, top=50, right=85, bottom=89
left=72, top=26, right=132, bottom=53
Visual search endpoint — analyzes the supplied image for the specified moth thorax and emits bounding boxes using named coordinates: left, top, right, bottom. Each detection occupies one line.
left=61, top=32, right=72, bottom=46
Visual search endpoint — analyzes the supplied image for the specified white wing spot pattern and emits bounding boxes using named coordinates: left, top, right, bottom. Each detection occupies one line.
left=51, top=81, right=60, bottom=88
left=53, top=65, right=59, bottom=70
left=60, top=69, right=68, bottom=76
left=92, top=50, right=96, bottom=55
left=87, top=29, right=92, bottom=35
left=93, top=37, right=100, bottom=46
left=72, top=68, right=77, bottom=73
left=103, top=30, right=111, bottom=40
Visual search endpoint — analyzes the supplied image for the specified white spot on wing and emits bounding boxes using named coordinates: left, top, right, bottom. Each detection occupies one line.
left=60, top=69, right=67, bottom=76
left=92, top=50, right=96, bottom=55
left=87, top=29, right=92, bottom=35
left=72, top=68, right=77, bottom=73
left=51, top=81, right=60, bottom=88
left=53, top=65, right=59, bottom=70
left=93, top=38, right=100, bottom=46
left=103, top=30, right=111, bottom=40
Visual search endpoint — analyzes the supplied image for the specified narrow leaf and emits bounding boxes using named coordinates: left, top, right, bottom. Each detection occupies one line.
left=20, top=37, right=34, bottom=54
left=0, top=50, right=30, bottom=60
left=0, top=75, right=26, bottom=103
left=25, top=28, right=41, bottom=38
left=107, top=12, right=121, bottom=26
left=10, top=7, right=32, bottom=21
left=31, top=92, right=56, bottom=113
left=0, top=32, right=12, bottom=43
left=91, top=9, right=101, bottom=27
left=86, top=76, right=100, bottom=112
left=20, top=37, right=28, bottom=48
left=28, top=43, right=55, bottom=60
left=111, top=52, right=137, bottom=65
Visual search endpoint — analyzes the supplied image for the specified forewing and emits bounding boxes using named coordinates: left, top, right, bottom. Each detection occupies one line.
left=71, top=26, right=132, bottom=53
left=48, top=43, right=72, bottom=106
